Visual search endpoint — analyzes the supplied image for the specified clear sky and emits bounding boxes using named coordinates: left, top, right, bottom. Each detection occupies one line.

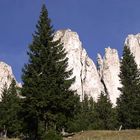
left=0, top=0, right=140, bottom=82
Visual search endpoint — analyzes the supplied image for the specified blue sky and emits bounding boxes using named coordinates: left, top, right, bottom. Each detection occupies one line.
left=0, top=0, right=140, bottom=82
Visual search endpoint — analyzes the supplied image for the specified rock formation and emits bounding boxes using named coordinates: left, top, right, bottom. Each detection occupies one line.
left=54, top=30, right=140, bottom=105
left=97, top=47, right=121, bottom=105
left=1, top=30, right=140, bottom=105
left=97, top=33, right=140, bottom=105
left=0, top=62, right=17, bottom=100
left=54, top=29, right=104, bottom=101
left=125, top=33, right=140, bottom=68
left=54, top=29, right=124, bottom=105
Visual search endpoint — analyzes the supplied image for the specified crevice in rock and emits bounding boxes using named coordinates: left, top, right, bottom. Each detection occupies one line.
left=101, top=78, right=109, bottom=95
left=80, top=48, right=84, bottom=101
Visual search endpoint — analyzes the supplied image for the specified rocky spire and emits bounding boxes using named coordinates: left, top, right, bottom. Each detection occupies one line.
left=0, top=62, right=19, bottom=100
left=1, top=30, right=140, bottom=106
left=54, top=29, right=104, bottom=101
left=97, top=47, right=121, bottom=105
left=125, top=33, right=140, bottom=68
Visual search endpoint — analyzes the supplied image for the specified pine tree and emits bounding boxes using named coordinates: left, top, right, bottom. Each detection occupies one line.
left=21, top=4, right=79, bottom=139
left=0, top=79, right=21, bottom=138
left=67, top=94, right=91, bottom=132
left=117, top=46, right=140, bottom=129
left=93, top=92, right=117, bottom=130
left=79, top=94, right=91, bottom=130
left=67, top=95, right=97, bottom=132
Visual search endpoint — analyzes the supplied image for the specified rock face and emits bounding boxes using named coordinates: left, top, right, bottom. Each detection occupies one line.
left=97, top=34, right=140, bottom=105
left=54, top=30, right=140, bottom=105
left=0, top=62, right=16, bottom=100
left=54, top=29, right=123, bottom=105
left=97, top=47, right=121, bottom=105
left=54, top=29, right=104, bottom=101
left=125, top=33, right=140, bottom=68
left=1, top=30, right=140, bottom=105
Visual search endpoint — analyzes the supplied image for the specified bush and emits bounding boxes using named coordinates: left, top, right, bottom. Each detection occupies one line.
left=42, top=130, right=62, bottom=140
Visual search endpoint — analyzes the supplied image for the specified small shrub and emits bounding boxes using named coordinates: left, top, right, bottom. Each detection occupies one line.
left=42, top=130, right=62, bottom=140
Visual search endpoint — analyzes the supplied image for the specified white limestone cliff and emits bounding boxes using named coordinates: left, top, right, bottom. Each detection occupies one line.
left=97, top=47, right=121, bottom=105
left=0, top=62, right=17, bottom=100
left=1, top=30, right=140, bottom=106
left=54, top=29, right=104, bottom=101
left=125, top=33, right=140, bottom=68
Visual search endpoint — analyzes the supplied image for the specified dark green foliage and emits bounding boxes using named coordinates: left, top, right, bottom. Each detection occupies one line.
left=117, top=46, right=140, bottom=129
left=93, top=92, right=117, bottom=130
left=68, top=93, right=117, bottom=132
left=42, top=130, right=62, bottom=140
left=0, top=79, right=22, bottom=137
left=67, top=94, right=94, bottom=132
left=21, top=4, right=79, bottom=139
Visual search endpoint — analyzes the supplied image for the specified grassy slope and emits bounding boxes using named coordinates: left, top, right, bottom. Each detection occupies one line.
left=64, top=130, right=140, bottom=140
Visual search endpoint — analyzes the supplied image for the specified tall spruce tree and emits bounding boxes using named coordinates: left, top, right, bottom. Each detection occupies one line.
left=93, top=92, right=117, bottom=130
left=21, top=4, right=79, bottom=139
left=67, top=94, right=95, bottom=132
left=0, top=79, right=21, bottom=138
left=117, top=46, right=140, bottom=129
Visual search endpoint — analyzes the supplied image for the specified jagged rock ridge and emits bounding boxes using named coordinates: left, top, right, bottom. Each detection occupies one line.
left=125, top=33, right=140, bottom=68
left=0, top=62, right=17, bottom=100
left=97, top=33, right=140, bottom=105
left=54, top=30, right=140, bottom=105
left=97, top=47, right=121, bottom=105
left=54, top=29, right=104, bottom=101
left=1, top=30, right=140, bottom=106
left=54, top=29, right=123, bottom=105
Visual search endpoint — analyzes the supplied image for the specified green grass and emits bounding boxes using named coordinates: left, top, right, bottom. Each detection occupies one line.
left=64, top=130, right=140, bottom=140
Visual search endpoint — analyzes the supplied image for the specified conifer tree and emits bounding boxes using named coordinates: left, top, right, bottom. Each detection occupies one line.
left=21, top=4, right=79, bottom=139
left=67, top=95, right=96, bottom=132
left=117, top=46, right=140, bottom=129
left=94, top=92, right=117, bottom=130
left=0, top=79, right=21, bottom=138
left=67, top=94, right=89, bottom=132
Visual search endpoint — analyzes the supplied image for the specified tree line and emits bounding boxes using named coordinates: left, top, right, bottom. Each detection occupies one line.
left=0, top=4, right=140, bottom=140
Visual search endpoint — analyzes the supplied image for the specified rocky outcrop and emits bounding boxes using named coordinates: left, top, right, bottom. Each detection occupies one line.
left=54, top=30, right=140, bottom=105
left=0, top=29, right=140, bottom=106
left=97, top=33, right=140, bottom=105
left=0, top=62, right=17, bottom=100
left=125, top=33, right=140, bottom=68
left=54, top=29, right=104, bottom=101
left=97, top=47, right=121, bottom=105
left=54, top=29, right=124, bottom=105
left=1, top=30, right=140, bottom=106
